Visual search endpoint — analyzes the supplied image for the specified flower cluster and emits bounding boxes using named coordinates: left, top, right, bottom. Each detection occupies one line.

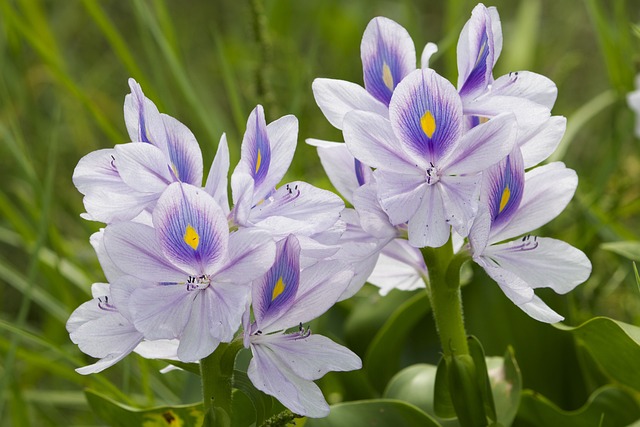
left=67, top=81, right=361, bottom=417
left=310, top=3, right=591, bottom=322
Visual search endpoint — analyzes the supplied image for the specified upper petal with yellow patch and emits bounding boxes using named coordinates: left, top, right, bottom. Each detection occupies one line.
left=153, top=182, right=229, bottom=275
left=361, top=17, right=416, bottom=106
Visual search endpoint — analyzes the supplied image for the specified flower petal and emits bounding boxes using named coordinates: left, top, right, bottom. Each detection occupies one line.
left=310, top=140, right=372, bottom=204
left=361, top=17, right=416, bottom=106
left=248, top=344, right=329, bottom=418
left=368, top=238, right=426, bottom=295
left=407, top=185, right=450, bottom=248
left=374, top=170, right=426, bottom=225
left=253, top=333, right=361, bottom=381
left=518, top=116, right=566, bottom=168
left=103, top=222, right=187, bottom=282
left=205, top=133, right=231, bottom=216
left=343, top=110, right=419, bottom=173
left=481, top=146, right=525, bottom=231
left=215, top=228, right=276, bottom=284
left=420, top=42, right=438, bottom=69
left=177, top=288, right=222, bottom=362
left=253, top=235, right=301, bottom=329
left=483, top=236, right=591, bottom=294
left=153, top=182, right=229, bottom=274
left=389, top=68, right=463, bottom=162
left=124, top=78, right=168, bottom=154
left=457, top=4, right=501, bottom=97
left=161, top=113, right=203, bottom=186
left=490, top=162, right=577, bottom=243
left=490, top=71, right=557, bottom=110
left=440, top=112, right=516, bottom=174
left=114, top=143, right=173, bottom=193
left=439, top=173, right=481, bottom=237
left=312, top=78, right=388, bottom=129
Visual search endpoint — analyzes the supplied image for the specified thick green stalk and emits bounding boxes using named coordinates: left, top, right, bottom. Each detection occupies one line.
left=200, top=340, right=243, bottom=425
left=422, top=240, right=469, bottom=358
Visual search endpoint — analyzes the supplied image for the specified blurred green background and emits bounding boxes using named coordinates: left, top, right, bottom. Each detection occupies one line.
left=1, top=0, right=640, bottom=425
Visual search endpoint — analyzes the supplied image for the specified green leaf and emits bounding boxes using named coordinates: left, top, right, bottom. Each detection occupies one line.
left=634, top=262, right=640, bottom=293
left=447, top=354, right=487, bottom=427
left=364, top=291, right=430, bottom=392
left=467, top=336, right=497, bottom=422
left=84, top=389, right=204, bottom=427
left=516, top=385, right=640, bottom=427
left=555, top=317, right=640, bottom=390
left=601, top=241, right=640, bottom=261
left=434, top=358, right=456, bottom=419
left=305, top=399, right=442, bottom=427
left=486, top=348, right=522, bottom=427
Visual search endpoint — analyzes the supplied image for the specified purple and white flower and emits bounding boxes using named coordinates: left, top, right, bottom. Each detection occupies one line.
left=344, top=68, right=516, bottom=248
left=468, top=147, right=591, bottom=322
left=627, top=74, right=640, bottom=138
left=73, top=79, right=203, bottom=223
left=244, top=235, right=361, bottom=418
left=104, top=182, right=275, bottom=362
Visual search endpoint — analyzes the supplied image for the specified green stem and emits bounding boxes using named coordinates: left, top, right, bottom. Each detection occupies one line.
left=200, top=340, right=243, bottom=424
left=422, top=239, right=470, bottom=358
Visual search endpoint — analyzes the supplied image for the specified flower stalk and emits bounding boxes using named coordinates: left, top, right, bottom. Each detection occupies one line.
left=422, top=239, right=469, bottom=359
left=200, top=340, right=243, bottom=426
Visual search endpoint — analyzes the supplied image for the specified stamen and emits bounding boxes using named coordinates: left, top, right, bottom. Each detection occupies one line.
left=97, top=296, right=118, bottom=312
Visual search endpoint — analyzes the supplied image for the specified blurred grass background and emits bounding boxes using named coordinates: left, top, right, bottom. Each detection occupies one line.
left=0, top=0, right=639, bottom=425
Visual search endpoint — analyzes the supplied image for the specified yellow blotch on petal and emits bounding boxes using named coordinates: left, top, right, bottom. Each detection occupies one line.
left=420, top=111, right=436, bottom=138
left=255, top=150, right=262, bottom=174
left=271, top=277, right=285, bottom=301
left=382, top=62, right=394, bottom=90
left=183, top=224, right=200, bottom=250
left=499, top=186, right=511, bottom=213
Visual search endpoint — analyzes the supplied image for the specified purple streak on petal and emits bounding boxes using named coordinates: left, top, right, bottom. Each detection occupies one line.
left=354, top=159, right=367, bottom=187
left=153, top=183, right=229, bottom=274
left=254, top=235, right=301, bottom=328
left=486, top=147, right=524, bottom=229
left=245, top=106, right=271, bottom=188
left=459, top=31, right=491, bottom=96
left=162, top=114, right=203, bottom=186
left=128, top=79, right=152, bottom=144
left=389, top=69, right=462, bottom=162
left=362, top=17, right=416, bottom=106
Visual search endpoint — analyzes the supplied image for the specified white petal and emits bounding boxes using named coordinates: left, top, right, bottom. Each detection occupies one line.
left=420, top=42, right=438, bottom=69
left=438, top=174, right=481, bottom=237
left=230, top=172, right=255, bottom=226
left=518, top=116, right=566, bottom=168
left=215, top=229, right=275, bottom=283
left=368, top=239, right=426, bottom=295
left=114, top=143, right=173, bottom=193
left=248, top=345, right=329, bottom=418
left=312, top=78, right=388, bottom=129
left=343, top=110, right=420, bottom=173
left=484, top=237, right=591, bottom=294
left=205, top=133, right=231, bottom=216
left=161, top=113, right=204, bottom=186
left=491, top=71, right=558, bottom=110
left=440, top=113, right=516, bottom=174
left=134, top=339, right=179, bottom=360
left=312, top=141, right=370, bottom=204
left=103, top=222, right=188, bottom=282
left=254, top=333, right=361, bottom=381
left=256, top=114, right=298, bottom=201
left=178, top=289, right=221, bottom=362
left=408, top=186, right=450, bottom=248
left=352, top=182, right=396, bottom=239
left=517, top=295, right=564, bottom=323
left=375, top=170, right=426, bottom=225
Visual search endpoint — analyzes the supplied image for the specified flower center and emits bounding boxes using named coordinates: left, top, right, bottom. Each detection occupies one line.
left=186, top=274, right=210, bottom=291
left=425, top=162, right=440, bottom=185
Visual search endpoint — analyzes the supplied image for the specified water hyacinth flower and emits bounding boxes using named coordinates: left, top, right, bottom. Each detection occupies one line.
left=244, top=235, right=361, bottom=417
left=313, top=16, right=438, bottom=131
left=104, top=182, right=275, bottom=362
left=229, top=106, right=345, bottom=241
left=344, top=67, right=517, bottom=248
left=468, top=147, right=591, bottom=322
left=457, top=3, right=565, bottom=168
left=73, top=79, right=203, bottom=223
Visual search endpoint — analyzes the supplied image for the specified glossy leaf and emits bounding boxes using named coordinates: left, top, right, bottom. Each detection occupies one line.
left=434, top=357, right=456, bottom=419
left=468, top=336, right=497, bottom=422
left=555, top=317, right=640, bottom=390
left=85, top=389, right=204, bottom=427
left=305, top=399, right=442, bottom=427
left=516, top=385, right=640, bottom=427
left=364, top=291, right=431, bottom=392
left=448, top=354, right=487, bottom=427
